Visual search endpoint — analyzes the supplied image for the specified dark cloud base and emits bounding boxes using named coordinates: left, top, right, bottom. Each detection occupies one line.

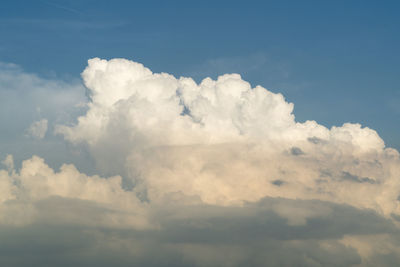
left=0, top=197, right=398, bottom=267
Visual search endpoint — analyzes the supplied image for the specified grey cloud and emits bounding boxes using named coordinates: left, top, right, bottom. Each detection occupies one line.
left=307, top=136, right=326, bottom=144
left=155, top=198, right=397, bottom=243
left=290, top=146, right=304, bottom=156
left=26, top=119, right=48, bottom=139
left=341, top=171, right=376, bottom=184
left=271, top=179, right=285, bottom=186
left=0, top=197, right=398, bottom=266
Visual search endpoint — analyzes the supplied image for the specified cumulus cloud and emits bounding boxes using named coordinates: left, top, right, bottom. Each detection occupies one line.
left=56, top=58, right=400, bottom=216
left=1, top=57, right=400, bottom=266
left=1, top=154, right=400, bottom=266
left=0, top=155, right=148, bottom=228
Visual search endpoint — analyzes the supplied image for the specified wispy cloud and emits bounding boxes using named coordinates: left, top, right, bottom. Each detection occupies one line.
left=0, top=17, right=128, bottom=31
left=41, top=0, right=83, bottom=15
left=26, top=119, right=48, bottom=139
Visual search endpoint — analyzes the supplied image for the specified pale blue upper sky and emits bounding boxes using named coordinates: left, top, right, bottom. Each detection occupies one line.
left=1, top=0, right=399, bottom=150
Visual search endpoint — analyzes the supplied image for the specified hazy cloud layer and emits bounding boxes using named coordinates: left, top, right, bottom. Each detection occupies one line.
left=1, top=58, right=400, bottom=266
left=0, top=61, right=93, bottom=173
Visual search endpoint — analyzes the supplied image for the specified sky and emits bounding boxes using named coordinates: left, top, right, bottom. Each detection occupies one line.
left=1, top=1, right=400, bottom=266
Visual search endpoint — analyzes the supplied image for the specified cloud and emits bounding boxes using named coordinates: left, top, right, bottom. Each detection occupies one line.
left=0, top=61, right=93, bottom=173
left=0, top=156, right=399, bottom=266
left=26, top=119, right=48, bottom=139
left=0, top=62, right=86, bottom=130
left=1, top=57, right=400, bottom=265
left=56, top=58, right=400, bottom=217
left=1, top=155, right=400, bottom=266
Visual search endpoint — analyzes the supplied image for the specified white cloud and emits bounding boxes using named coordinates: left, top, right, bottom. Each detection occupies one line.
left=56, top=58, right=400, bottom=218
left=0, top=155, right=149, bottom=228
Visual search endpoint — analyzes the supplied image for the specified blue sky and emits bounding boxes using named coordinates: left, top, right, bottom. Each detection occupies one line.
left=1, top=0, right=399, bottom=150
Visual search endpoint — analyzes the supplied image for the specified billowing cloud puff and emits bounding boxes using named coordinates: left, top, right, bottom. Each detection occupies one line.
left=1, top=58, right=400, bottom=266
left=0, top=155, right=148, bottom=228
left=1, top=154, right=400, bottom=266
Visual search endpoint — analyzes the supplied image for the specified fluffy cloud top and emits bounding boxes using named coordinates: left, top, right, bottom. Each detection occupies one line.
left=56, top=58, right=400, bottom=216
